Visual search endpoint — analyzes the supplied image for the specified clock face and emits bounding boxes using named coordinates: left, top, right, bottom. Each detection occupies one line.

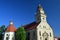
left=40, top=9, right=44, bottom=13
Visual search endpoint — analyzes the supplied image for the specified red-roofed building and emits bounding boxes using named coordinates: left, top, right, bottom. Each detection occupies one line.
left=4, top=21, right=16, bottom=40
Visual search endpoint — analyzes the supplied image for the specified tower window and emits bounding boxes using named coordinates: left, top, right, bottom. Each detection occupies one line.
left=50, top=33, right=51, bottom=37
left=43, top=18, right=44, bottom=20
left=39, top=31, right=41, bottom=36
left=6, top=37, right=9, bottom=40
left=6, top=34, right=9, bottom=40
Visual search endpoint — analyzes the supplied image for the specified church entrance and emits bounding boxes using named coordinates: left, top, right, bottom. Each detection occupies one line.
left=45, top=38, right=47, bottom=40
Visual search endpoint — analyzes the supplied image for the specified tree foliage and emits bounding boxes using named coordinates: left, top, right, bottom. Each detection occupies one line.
left=0, top=25, right=5, bottom=40
left=0, top=25, right=5, bottom=33
left=15, top=27, right=26, bottom=40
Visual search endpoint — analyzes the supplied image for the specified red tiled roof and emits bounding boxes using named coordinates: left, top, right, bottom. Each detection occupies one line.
left=24, top=22, right=39, bottom=30
left=6, top=22, right=16, bottom=32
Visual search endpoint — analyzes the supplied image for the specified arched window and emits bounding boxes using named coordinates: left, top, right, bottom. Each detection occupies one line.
left=50, top=33, right=51, bottom=37
left=6, top=34, right=9, bottom=40
left=43, top=18, right=45, bottom=20
left=39, top=31, right=41, bottom=36
left=6, top=37, right=9, bottom=40
left=40, top=37, right=42, bottom=40
left=27, top=32, right=30, bottom=40
left=33, top=31, right=35, bottom=37
left=45, top=38, right=47, bottom=40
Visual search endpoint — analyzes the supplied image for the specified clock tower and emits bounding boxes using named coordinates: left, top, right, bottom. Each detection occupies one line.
left=35, top=4, right=46, bottom=23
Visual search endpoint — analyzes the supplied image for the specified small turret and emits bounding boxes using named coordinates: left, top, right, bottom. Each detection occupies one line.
left=4, top=21, right=16, bottom=40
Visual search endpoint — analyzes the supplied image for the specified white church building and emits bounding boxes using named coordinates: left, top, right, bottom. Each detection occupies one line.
left=24, top=4, right=54, bottom=40
left=3, top=4, right=54, bottom=40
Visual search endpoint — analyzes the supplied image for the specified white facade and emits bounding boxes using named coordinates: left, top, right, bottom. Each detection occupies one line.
left=4, top=32, right=15, bottom=40
left=25, top=4, right=54, bottom=40
left=36, top=21, right=54, bottom=40
left=36, top=4, right=54, bottom=40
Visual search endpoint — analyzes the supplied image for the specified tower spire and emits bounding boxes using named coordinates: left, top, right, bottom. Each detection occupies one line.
left=38, top=3, right=42, bottom=8
left=36, top=4, right=44, bottom=14
left=35, top=4, right=46, bottom=23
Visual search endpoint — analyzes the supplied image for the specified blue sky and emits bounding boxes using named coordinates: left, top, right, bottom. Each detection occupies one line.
left=0, top=0, right=60, bottom=37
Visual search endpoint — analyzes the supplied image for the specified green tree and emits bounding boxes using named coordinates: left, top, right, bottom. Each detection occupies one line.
left=0, top=25, right=5, bottom=40
left=0, top=25, right=5, bottom=33
left=15, top=27, right=26, bottom=40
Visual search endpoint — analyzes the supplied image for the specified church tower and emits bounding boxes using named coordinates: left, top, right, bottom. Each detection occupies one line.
left=4, top=21, right=16, bottom=40
left=35, top=4, right=46, bottom=23
left=35, top=4, right=54, bottom=40
left=24, top=4, right=54, bottom=40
